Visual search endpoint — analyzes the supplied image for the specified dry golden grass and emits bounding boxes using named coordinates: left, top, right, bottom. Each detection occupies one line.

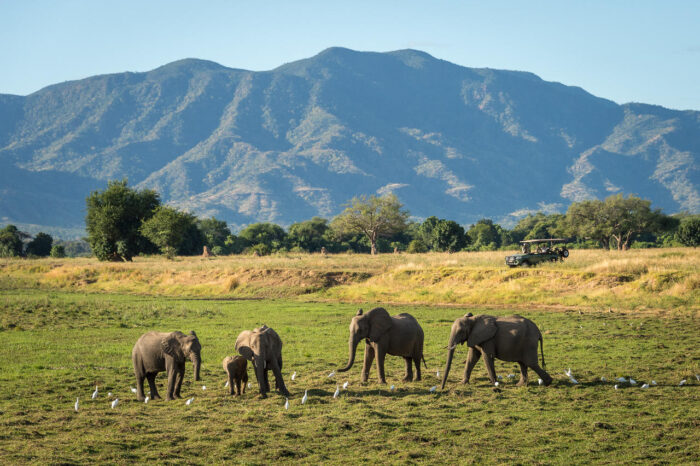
left=1, top=248, right=697, bottom=312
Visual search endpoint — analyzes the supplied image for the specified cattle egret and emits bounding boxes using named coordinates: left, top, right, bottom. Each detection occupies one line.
left=679, top=379, right=687, bottom=386
left=111, top=398, right=119, bottom=409
left=301, top=390, right=308, bottom=404
left=130, top=387, right=137, bottom=393
left=696, top=374, right=700, bottom=382
left=616, top=377, right=627, bottom=383
left=629, top=378, right=637, bottom=386
left=342, top=381, right=349, bottom=390
left=291, top=371, right=297, bottom=381
left=641, top=383, right=649, bottom=389
left=185, top=397, right=194, bottom=405
left=108, top=392, right=113, bottom=397
left=569, top=377, right=579, bottom=385
left=538, top=378, right=544, bottom=385
left=390, top=385, right=395, bottom=392
left=144, top=396, right=149, bottom=404
left=600, top=377, right=607, bottom=382
left=284, top=398, right=289, bottom=410
left=333, top=386, right=340, bottom=398
left=225, top=380, right=229, bottom=387
left=497, top=375, right=503, bottom=380
left=202, top=386, right=206, bottom=391
left=614, top=385, right=619, bottom=390
left=91, top=386, right=98, bottom=399
left=436, top=370, right=440, bottom=378
left=328, top=371, right=335, bottom=378
left=430, top=386, right=437, bottom=392
left=650, top=380, right=657, bottom=386
left=74, top=397, right=79, bottom=412
left=507, top=374, right=515, bottom=379
left=494, top=382, right=499, bottom=387
left=247, top=382, right=251, bottom=388
left=564, top=368, right=573, bottom=378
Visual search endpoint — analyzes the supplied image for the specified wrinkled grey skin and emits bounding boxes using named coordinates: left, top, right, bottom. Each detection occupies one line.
left=132, top=331, right=202, bottom=401
left=338, top=308, right=426, bottom=384
left=441, top=313, right=552, bottom=389
left=235, top=325, right=289, bottom=398
left=223, top=355, right=248, bottom=396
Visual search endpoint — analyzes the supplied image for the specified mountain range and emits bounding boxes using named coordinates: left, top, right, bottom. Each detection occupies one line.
left=1, top=47, right=698, bottom=237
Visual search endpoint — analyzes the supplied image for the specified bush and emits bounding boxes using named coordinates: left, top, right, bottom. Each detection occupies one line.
left=50, top=245, right=66, bottom=258
left=249, top=243, right=271, bottom=256
left=407, top=239, right=428, bottom=253
left=25, top=232, right=53, bottom=257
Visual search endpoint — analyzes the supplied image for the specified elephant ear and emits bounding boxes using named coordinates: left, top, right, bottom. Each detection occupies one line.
left=367, top=307, right=393, bottom=342
left=161, top=332, right=185, bottom=362
left=467, top=316, right=497, bottom=348
left=235, top=331, right=255, bottom=361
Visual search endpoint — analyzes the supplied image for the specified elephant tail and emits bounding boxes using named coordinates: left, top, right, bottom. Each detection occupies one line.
left=422, top=354, right=428, bottom=369
left=539, top=335, right=546, bottom=370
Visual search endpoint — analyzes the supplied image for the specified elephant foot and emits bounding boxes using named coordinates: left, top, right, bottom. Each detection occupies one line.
left=166, top=396, right=174, bottom=401
left=401, top=376, right=411, bottom=382
left=542, top=374, right=553, bottom=386
left=461, top=378, right=469, bottom=384
left=516, top=381, right=527, bottom=387
left=414, top=375, right=421, bottom=382
left=151, top=394, right=162, bottom=400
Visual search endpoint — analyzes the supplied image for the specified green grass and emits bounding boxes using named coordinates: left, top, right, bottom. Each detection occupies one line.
left=0, top=290, right=699, bottom=464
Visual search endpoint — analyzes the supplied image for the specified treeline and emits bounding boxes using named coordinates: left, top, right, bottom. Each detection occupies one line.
left=1, top=180, right=698, bottom=259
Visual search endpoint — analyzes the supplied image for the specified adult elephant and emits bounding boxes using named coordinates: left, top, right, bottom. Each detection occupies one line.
left=132, top=331, right=202, bottom=401
left=440, top=313, right=552, bottom=389
left=235, top=325, right=290, bottom=398
left=338, top=308, right=426, bottom=384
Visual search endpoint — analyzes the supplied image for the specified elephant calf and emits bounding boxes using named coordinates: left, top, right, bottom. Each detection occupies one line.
left=132, top=330, right=202, bottom=401
left=441, top=313, right=552, bottom=389
left=223, top=355, right=248, bottom=396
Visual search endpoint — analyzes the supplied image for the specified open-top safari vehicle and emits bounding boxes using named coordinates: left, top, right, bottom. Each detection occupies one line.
left=505, top=239, right=569, bottom=267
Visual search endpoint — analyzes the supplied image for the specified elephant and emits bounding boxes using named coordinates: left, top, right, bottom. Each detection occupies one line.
left=235, top=325, right=290, bottom=398
left=337, top=308, right=426, bottom=384
left=440, top=313, right=552, bottom=389
left=132, top=330, right=202, bottom=401
left=223, top=355, right=248, bottom=396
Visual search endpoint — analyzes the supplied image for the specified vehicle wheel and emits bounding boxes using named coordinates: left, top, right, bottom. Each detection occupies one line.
left=562, top=248, right=569, bottom=258
left=522, top=261, right=531, bottom=267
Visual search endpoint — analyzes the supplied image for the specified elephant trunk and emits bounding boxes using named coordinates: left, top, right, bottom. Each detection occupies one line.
left=441, top=347, right=456, bottom=389
left=338, top=335, right=360, bottom=372
left=192, top=354, right=201, bottom=381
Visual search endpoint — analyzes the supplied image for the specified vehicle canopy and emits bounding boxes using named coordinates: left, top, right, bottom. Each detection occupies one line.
left=518, top=238, right=569, bottom=245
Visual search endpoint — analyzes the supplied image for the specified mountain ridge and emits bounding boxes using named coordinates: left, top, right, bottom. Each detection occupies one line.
left=1, top=48, right=698, bottom=237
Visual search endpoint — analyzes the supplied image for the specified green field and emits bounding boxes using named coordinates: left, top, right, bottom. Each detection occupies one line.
left=1, top=287, right=698, bottom=464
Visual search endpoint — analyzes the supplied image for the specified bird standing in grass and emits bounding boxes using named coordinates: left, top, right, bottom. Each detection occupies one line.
left=291, top=371, right=297, bottom=381
left=74, top=397, right=79, bottom=412
left=185, top=397, right=194, bottom=405
left=342, top=381, right=348, bottom=390
left=284, top=398, right=289, bottom=410
left=111, top=398, right=119, bottom=409
left=301, top=390, right=308, bottom=404
left=91, top=386, right=98, bottom=400
left=333, top=386, right=340, bottom=398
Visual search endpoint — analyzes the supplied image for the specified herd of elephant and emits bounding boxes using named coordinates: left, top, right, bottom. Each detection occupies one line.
left=131, top=307, right=553, bottom=401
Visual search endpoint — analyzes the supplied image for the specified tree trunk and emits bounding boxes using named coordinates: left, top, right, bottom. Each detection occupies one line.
left=370, top=232, right=377, bottom=255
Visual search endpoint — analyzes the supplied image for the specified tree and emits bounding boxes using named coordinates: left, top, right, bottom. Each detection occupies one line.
left=467, top=219, right=501, bottom=251
left=25, top=232, right=53, bottom=257
left=50, top=245, right=66, bottom=258
left=511, top=213, right=566, bottom=243
left=418, top=217, right=467, bottom=252
left=85, top=180, right=160, bottom=261
left=604, top=194, right=673, bottom=250
left=331, top=194, right=409, bottom=255
left=239, top=223, right=287, bottom=251
left=197, top=217, right=232, bottom=252
left=140, top=206, right=198, bottom=259
left=0, top=225, right=27, bottom=257
left=287, top=217, right=330, bottom=252
left=564, top=199, right=611, bottom=249
left=676, top=216, right=700, bottom=247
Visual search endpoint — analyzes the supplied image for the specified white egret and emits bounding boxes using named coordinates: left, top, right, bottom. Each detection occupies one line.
left=650, top=380, right=657, bottom=386
left=679, top=379, right=687, bottom=386
left=185, top=397, right=194, bottom=405
left=328, top=371, right=335, bottom=378
left=600, top=377, right=607, bottom=382
left=538, top=378, right=544, bottom=385
left=429, top=386, right=437, bottom=392
left=108, top=392, right=113, bottom=397
left=390, top=385, right=395, bottom=392
left=436, top=370, right=440, bottom=378
left=564, top=368, right=573, bottom=378
left=91, top=386, right=98, bottom=399
left=284, top=398, right=289, bottom=410
left=494, top=382, right=499, bottom=387
left=202, top=386, right=206, bottom=391
left=291, top=371, right=297, bottom=381
left=614, top=385, right=619, bottom=390
left=301, top=390, right=308, bottom=404
left=224, top=380, right=229, bottom=388
left=696, top=374, right=700, bottom=382
left=497, top=375, right=503, bottom=380
left=111, top=398, right=119, bottom=409
left=144, top=396, right=149, bottom=404
left=616, top=377, right=627, bottom=383
left=629, top=378, right=637, bottom=386
left=130, top=387, right=137, bottom=393
left=333, top=386, right=340, bottom=398
left=342, top=381, right=348, bottom=390
left=74, top=397, right=79, bottom=412
left=641, top=383, right=649, bottom=389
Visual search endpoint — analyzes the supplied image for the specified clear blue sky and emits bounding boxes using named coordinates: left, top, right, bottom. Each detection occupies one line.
left=1, top=1, right=698, bottom=110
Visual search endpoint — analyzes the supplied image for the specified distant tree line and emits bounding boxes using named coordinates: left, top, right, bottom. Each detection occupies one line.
left=3, top=182, right=698, bottom=260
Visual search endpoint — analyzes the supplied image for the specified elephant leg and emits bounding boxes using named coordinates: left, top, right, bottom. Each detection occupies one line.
left=529, top=362, right=553, bottom=386
left=147, top=373, right=160, bottom=399
left=254, top=362, right=267, bottom=398
left=516, top=362, right=529, bottom=387
left=135, top=370, right=146, bottom=401
left=375, top=348, right=387, bottom=384
left=263, top=369, right=271, bottom=393
left=462, top=347, right=481, bottom=384
left=481, top=351, right=498, bottom=385
left=174, top=363, right=185, bottom=398
left=361, top=344, right=375, bottom=383
left=228, top=372, right=235, bottom=395
left=413, top=355, right=422, bottom=381
left=271, top=360, right=290, bottom=397
left=402, top=357, right=413, bottom=382
left=166, top=368, right=176, bottom=401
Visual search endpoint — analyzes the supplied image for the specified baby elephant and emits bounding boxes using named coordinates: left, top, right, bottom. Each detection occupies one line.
left=223, top=355, right=248, bottom=396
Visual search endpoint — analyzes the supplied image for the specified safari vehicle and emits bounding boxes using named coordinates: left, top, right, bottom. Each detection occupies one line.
left=505, top=239, right=569, bottom=267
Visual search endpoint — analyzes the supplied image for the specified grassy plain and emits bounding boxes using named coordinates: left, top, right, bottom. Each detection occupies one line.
left=0, top=250, right=698, bottom=463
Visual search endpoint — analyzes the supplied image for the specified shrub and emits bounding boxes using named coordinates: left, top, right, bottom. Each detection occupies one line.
left=407, top=239, right=428, bottom=253
left=50, top=245, right=66, bottom=258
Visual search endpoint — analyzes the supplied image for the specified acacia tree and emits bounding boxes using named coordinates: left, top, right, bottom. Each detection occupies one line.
left=564, top=199, right=612, bottom=249
left=140, top=206, right=197, bottom=259
left=676, top=216, right=700, bottom=247
left=331, top=194, right=409, bottom=255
